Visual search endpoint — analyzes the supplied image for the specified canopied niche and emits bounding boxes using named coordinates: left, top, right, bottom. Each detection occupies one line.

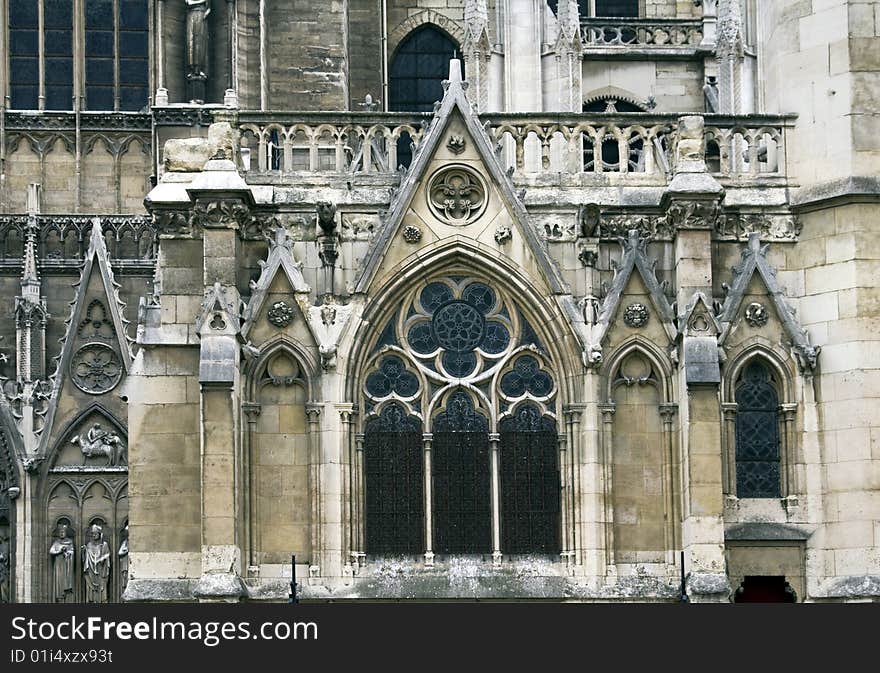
left=602, top=347, right=678, bottom=568
left=246, top=347, right=313, bottom=568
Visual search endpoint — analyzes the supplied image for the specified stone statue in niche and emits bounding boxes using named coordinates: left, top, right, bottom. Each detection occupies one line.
left=82, top=524, right=111, bottom=603
left=71, top=423, right=126, bottom=467
left=118, top=524, right=129, bottom=594
left=185, top=0, right=211, bottom=103
left=0, top=533, right=10, bottom=603
left=49, top=522, right=75, bottom=603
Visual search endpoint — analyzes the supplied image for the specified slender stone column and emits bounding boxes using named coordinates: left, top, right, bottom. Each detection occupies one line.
left=489, top=432, right=502, bottom=566
left=598, top=403, right=616, bottom=576
left=242, top=402, right=261, bottom=574
left=353, top=432, right=365, bottom=571
left=306, top=405, right=322, bottom=579
left=423, top=433, right=434, bottom=567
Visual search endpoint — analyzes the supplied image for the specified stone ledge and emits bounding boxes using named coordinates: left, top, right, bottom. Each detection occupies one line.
left=193, top=573, right=247, bottom=601
left=791, top=176, right=880, bottom=211
left=725, top=523, right=812, bottom=541
left=122, top=578, right=198, bottom=602
left=810, top=575, right=880, bottom=600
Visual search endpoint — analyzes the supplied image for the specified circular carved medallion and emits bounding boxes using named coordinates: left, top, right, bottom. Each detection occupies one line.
left=71, top=344, right=123, bottom=394
left=623, top=302, right=650, bottom=328
left=431, top=301, right=486, bottom=352
left=745, top=302, right=768, bottom=327
left=267, top=300, right=295, bottom=328
left=427, top=165, right=487, bottom=226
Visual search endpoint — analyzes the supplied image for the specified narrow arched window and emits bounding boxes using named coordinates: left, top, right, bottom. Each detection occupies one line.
left=432, top=391, right=491, bottom=554
left=735, top=362, right=781, bottom=498
left=500, top=403, right=560, bottom=554
left=389, top=26, right=460, bottom=168
left=389, top=26, right=459, bottom=113
left=364, top=403, right=424, bottom=555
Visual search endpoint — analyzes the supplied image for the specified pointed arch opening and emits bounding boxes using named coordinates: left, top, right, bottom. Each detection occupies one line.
left=389, top=25, right=461, bottom=168
left=351, top=261, right=578, bottom=566
left=721, top=347, right=796, bottom=502
left=600, top=340, right=678, bottom=570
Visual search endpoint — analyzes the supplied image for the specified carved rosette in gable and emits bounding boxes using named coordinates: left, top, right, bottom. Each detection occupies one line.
left=585, top=229, right=677, bottom=367
left=241, top=225, right=321, bottom=361
left=718, top=233, right=820, bottom=375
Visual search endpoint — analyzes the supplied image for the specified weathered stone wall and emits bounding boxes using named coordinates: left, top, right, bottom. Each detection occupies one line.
left=582, top=60, right=704, bottom=111
left=264, top=1, right=348, bottom=110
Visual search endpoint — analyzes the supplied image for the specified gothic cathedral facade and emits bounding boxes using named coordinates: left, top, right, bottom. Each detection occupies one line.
left=0, top=0, right=877, bottom=603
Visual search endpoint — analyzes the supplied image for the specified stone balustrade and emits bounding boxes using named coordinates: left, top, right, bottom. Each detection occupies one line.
left=580, top=18, right=703, bottom=47
left=236, top=111, right=425, bottom=175
left=231, top=111, right=794, bottom=184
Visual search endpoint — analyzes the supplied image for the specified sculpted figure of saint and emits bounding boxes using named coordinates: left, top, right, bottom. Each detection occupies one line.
left=49, top=522, right=75, bottom=603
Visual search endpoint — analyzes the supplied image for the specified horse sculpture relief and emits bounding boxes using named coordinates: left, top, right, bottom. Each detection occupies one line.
left=71, top=423, right=126, bottom=467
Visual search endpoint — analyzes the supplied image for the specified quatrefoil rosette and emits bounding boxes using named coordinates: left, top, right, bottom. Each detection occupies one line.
left=426, top=165, right=488, bottom=226
left=401, top=279, right=515, bottom=380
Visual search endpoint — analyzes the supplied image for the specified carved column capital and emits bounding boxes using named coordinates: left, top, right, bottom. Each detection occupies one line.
left=242, top=401, right=262, bottom=421
left=305, top=405, right=322, bottom=425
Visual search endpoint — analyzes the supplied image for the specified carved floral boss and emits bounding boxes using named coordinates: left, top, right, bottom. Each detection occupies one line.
left=427, top=165, right=487, bottom=226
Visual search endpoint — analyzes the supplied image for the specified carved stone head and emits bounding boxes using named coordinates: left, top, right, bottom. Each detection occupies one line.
left=316, top=202, right=338, bottom=235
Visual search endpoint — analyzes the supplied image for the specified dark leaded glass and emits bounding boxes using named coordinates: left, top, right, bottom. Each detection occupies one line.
left=735, top=362, right=781, bottom=498
left=500, top=405, right=559, bottom=554
left=9, top=0, right=39, bottom=109
left=44, top=0, right=74, bottom=110
left=407, top=322, right=438, bottom=354
left=419, top=282, right=453, bottom=313
left=441, top=351, right=477, bottom=378
left=500, top=356, right=554, bottom=398
left=432, top=301, right=485, bottom=352
left=85, top=0, right=115, bottom=110
left=481, top=322, right=510, bottom=354
left=595, top=0, right=639, bottom=17
left=364, top=404, right=424, bottom=555
left=365, top=356, right=420, bottom=398
left=389, top=26, right=460, bottom=113
left=462, top=283, right=496, bottom=313
left=432, top=392, right=491, bottom=553
left=118, top=0, right=149, bottom=110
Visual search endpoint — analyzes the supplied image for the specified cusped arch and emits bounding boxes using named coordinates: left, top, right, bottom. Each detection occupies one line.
left=601, top=335, right=675, bottom=403
left=245, top=336, right=318, bottom=402
left=722, top=339, right=794, bottom=404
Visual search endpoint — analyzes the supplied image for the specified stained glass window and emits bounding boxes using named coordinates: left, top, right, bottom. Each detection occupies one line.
left=432, top=392, right=491, bottom=554
left=389, top=26, right=460, bottom=167
left=9, top=0, right=42, bottom=109
left=595, top=0, right=639, bottom=17
left=364, top=404, right=424, bottom=555
left=735, top=362, right=781, bottom=498
left=500, top=404, right=559, bottom=554
left=85, top=0, right=149, bottom=110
